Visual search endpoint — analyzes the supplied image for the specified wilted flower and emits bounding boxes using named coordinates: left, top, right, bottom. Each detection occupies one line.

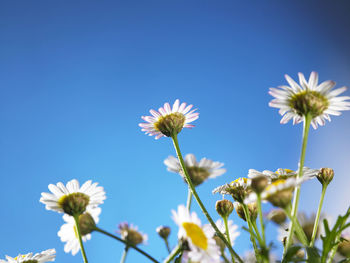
left=118, top=222, right=148, bottom=246
left=164, top=154, right=226, bottom=186
left=139, top=99, right=199, bottom=139
left=58, top=207, right=101, bottom=255
left=0, top=249, right=56, bottom=263
left=172, top=205, right=221, bottom=263
left=269, top=71, right=350, bottom=129
left=40, top=179, right=106, bottom=216
left=213, top=178, right=251, bottom=203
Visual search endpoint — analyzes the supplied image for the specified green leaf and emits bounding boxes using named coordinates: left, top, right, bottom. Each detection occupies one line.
left=306, top=247, right=320, bottom=263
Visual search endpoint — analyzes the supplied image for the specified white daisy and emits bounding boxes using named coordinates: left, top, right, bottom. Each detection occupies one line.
left=40, top=179, right=106, bottom=216
left=269, top=71, right=350, bottom=129
left=58, top=207, right=101, bottom=255
left=0, top=249, right=56, bottom=263
left=213, top=219, right=240, bottom=246
left=139, top=99, right=199, bottom=139
left=248, top=167, right=319, bottom=182
left=118, top=222, right=148, bottom=246
left=164, top=154, right=226, bottom=186
left=172, top=205, right=221, bottom=263
left=212, top=177, right=251, bottom=203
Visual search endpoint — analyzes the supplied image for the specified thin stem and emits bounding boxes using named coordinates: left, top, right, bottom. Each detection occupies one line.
left=222, top=253, right=231, bottom=263
left=223, top=216, right=235, bottom=263
left=120, top=246, right=129, bottom=263
left=73, top=214, right=89, bottom=263
left=284, top=113, right=312, bottom=256
left=163, top=244, right=181, bottom=263
left=284, top=205, right=309, bottom=246
left=257, top=194, right=266, bottom=243
left=94, top=227, right=159, bottom=263
left=242, top=203, right=260, bottom=259
left=186, top=187, right=193, bottom=211
left=310, top=185, right=327, bottom=247
left=171, top=134, right=243, bottom=263
left=164, top=239, right=171, bottom=254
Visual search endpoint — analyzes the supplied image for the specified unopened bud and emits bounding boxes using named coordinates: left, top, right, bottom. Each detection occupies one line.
left=267, top=209, right=287, bottom=225
left=216, top=199, right=234, bottom=218
left=251, top=176, right=268, bottom=193
left=234, top=202, right=257, bottom=221
left=213, top=235, right=226, bottom=252
left=317, top=168, right=334, bottom=186
left=338, top=238, right=350, bottom=258
left=156, top=225, right=171, bottom=239
left=78, top=212, right=96, bottom=235
left=267, top=189, right=293, bottom=208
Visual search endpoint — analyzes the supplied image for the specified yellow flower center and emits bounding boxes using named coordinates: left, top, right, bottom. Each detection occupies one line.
left=265, top=179, right=286, bottom=192
left=182, top=222, right=208, bottom=250
left=275, top=169, right=294, bottom=174
left=231, top=177, right=248, bottom=185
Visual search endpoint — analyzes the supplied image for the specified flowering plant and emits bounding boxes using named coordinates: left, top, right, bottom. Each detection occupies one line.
left=2, top=72, right=350, bottom=263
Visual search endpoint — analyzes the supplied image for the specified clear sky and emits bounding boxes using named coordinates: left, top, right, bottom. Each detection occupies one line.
left=1, top=1, right=350, bottom=262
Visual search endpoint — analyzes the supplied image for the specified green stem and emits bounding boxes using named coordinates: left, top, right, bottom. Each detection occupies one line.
left=163, top=244, right=181, bottom=263
left=310, top=185, right=327, bottom=247
left=171, top=134, right=243, bottom=263
left=120, top=246, right=129, bottom=263
left=164, top=239, right=171, bottom=254
left=284, top=205, right=309, bottom=246
left=186, top=188, right=193, bottom=211
left=284, top=113, right=312, bottom=257
left=223, top=216, right=235, bottom=263
left=94, top=227, right=159, bottom=263
left=222, top=253, right=231, bottom=263
left=73, top=214, right=89, bottom=263
left=257, top=194, right=266, bottom=243
left=242, top=203, right=260, bottom=260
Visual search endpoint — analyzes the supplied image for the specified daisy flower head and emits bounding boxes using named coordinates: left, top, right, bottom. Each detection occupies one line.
left=164, top=154, right=226, bottom=186
left=40, top=179, right=106, bottom=216
left=245, top=177, right=304, bottom=208
left=248, top=167, right=319, bottom=182
left=0, top=249, right=56, bottom=263
left=212, top=177, right=251, bottom=203
left=269, top=72, right=350, bottom=129
left=139, top=99, right=199, bottom=139
left=58, top=207, right=101, bottom=255
left=118, top=222, right=148, bottom=246
left=171, top=205, right=221, bottom=263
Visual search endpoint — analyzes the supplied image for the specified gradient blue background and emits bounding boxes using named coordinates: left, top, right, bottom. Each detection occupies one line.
left=1, top=1, right=350, bottom=262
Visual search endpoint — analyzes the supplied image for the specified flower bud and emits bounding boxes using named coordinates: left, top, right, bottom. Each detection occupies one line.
left=216, top=199, right=234, bottom=218
left=78, top=212, right=96, bottom=235
left=317, top=168, right=334, bottom=186
left=234, top=202, right=257, bottom=221
left=267, top=209, right=287, bottom=225
left=338, top=238, right=350, bottom=258
left=251, top=176, right=268, bottom=193
left=156, top=225, right=171, bottom=239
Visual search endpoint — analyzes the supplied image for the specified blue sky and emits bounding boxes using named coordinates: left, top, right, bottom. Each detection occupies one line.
left=1, top=1, right=350, bottom=262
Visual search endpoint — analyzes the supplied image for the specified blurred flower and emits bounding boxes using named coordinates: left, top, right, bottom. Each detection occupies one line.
left=118, top=222, right=148, bottom=246
left=267, top=209, right=287, bottom=225
left=0, top=249, right=56, bottom=263
left=338, top=228, right=350, bottom=258
left=139, top=99, right=199, bottom=139
left=172, top=205, right=220, bottom=263
left=58, top=207, right=101, bottom=255
left=213, top=219, right=240, bottom=246
left=248, top=167, right=319, bottom=182
left=278, top=212, right=326, bottom=243
left=40, top=179, right=106, bottom=216
left=269, top=71, right=350, bottom=129
left=242, top=250, right=277, bottom=263
left=213, top=178, right=251, bottom=203
left=164, top=154, right=226, bottom=186
left=234, top=202, right=257, bottom=221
